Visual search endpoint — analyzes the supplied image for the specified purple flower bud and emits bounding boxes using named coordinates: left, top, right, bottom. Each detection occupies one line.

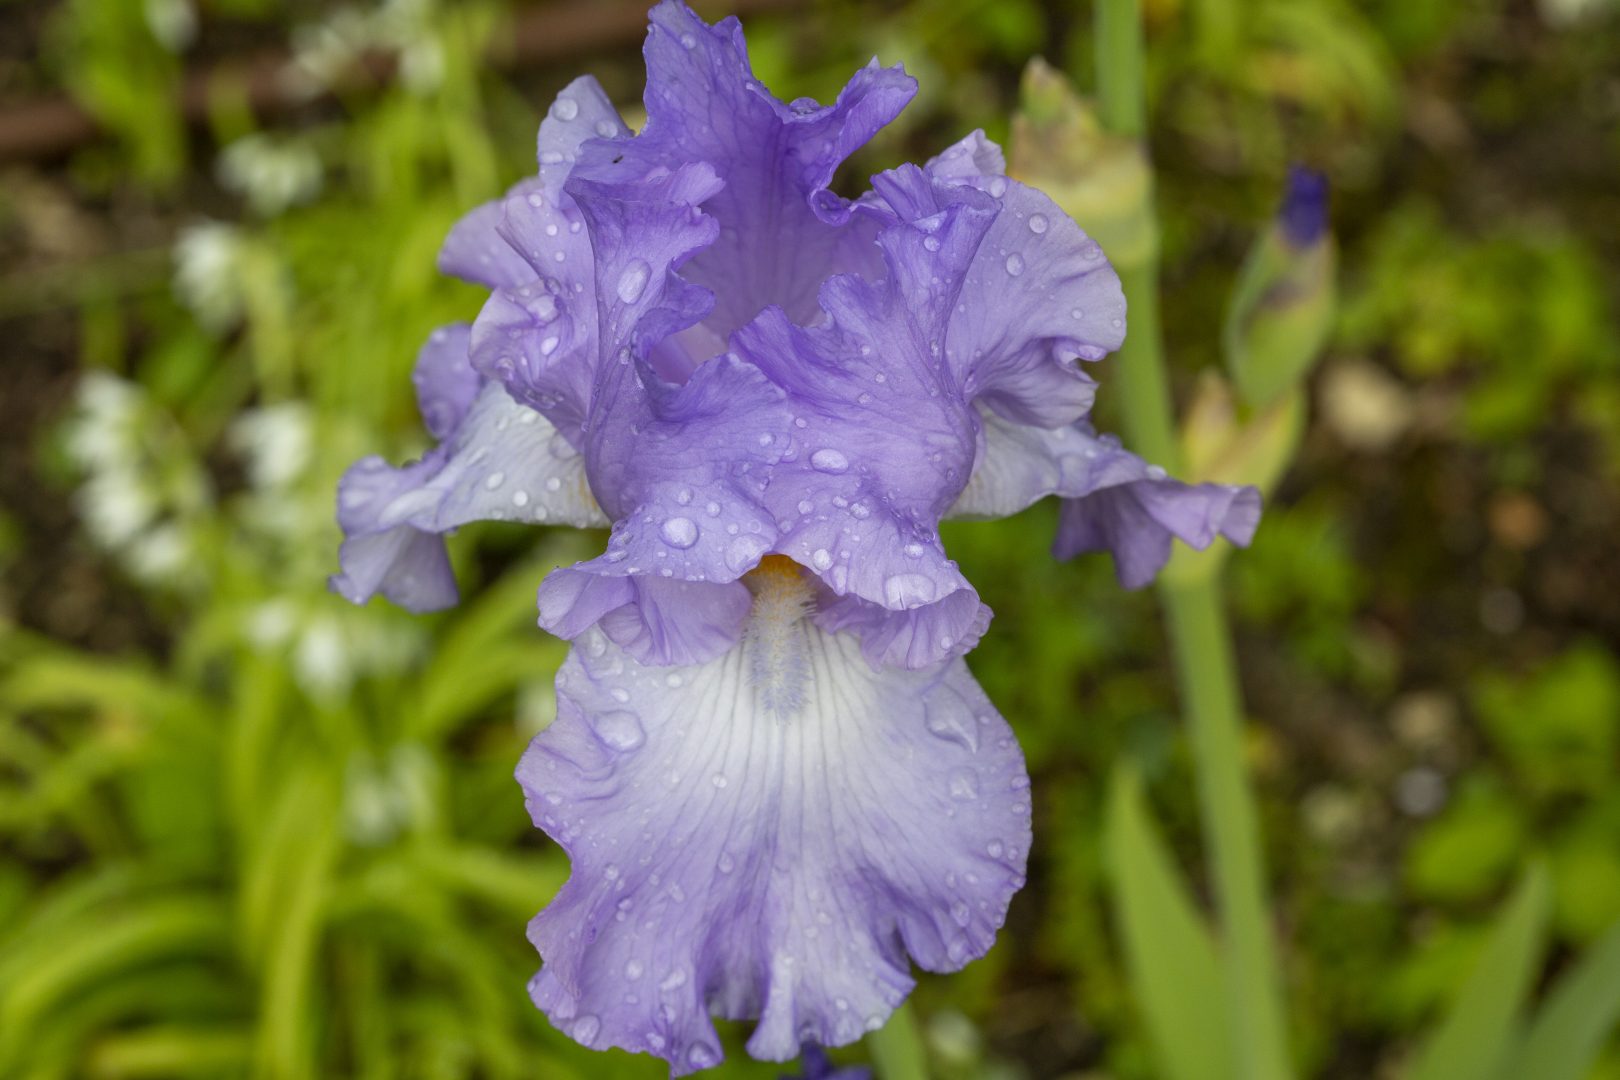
left=1278, top=165, right=1330, bottom=248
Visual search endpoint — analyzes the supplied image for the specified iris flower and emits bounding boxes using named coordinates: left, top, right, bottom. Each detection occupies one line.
left=333, top=2, right=1258, bottom=1073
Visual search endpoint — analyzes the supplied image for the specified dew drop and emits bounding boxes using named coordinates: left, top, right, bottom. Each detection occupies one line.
left=717, top=852, right=735, bottom=873
left=595, top=711, right=645, bottom=752
left=572, top=1015, right=600, bottom=1043
left=882, top=573, right=936, bottom=607
left=625, top=959, right=644, bottom=979
left=551, top=96, right=579, bottom=121
left=660, top=968, right=689, bottom=992
left=1004, top=253, right=1025, bottom=277
left=617, top=259, right=651, bottom=304
left=679, top=31, right=698, bottom=49
left=1028, top=213, right=1048, bottom=235
left=724, top=534, right=770, bottom=573
left=948, top=768, right=980, bottom=801
left=484, top=471, right=506, bottom=490
left=922, top=235, right=941, bottom=252
left=540, top=335, right=559, bottom=356
left=951, top=901, right=972, bottom=927
left=512, top=490, right=530, bottom=508
left=661, top=516, right=698, bottom=549
left=810, top=548, right=833, bottom=571
left=810, top=448, right=849, bottom=474
left=987, top=840, right=1005, bottom=858
left=687, top=1044, right=717, bottom=1068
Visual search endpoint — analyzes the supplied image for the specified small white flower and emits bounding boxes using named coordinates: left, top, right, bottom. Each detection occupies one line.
left=217, top=134, right=323, bottom=217
left=230, top=403, right=314, bottom=491
left=174, top=221, right=247, bottom=330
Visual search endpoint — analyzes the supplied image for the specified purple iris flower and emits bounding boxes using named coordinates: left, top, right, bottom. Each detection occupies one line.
left=331, top=2, right=1258, bottom=1073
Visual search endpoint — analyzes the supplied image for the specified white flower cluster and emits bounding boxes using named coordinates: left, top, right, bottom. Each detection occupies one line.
left=62, top=373, right=209, bottom=588
left=289, top=0, right=446, bottom=98
left=217, top=134, right=323, bottom=217
left=173, top=221, right=248, bottom=331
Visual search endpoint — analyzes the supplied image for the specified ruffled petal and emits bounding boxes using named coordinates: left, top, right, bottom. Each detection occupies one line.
left=332, top=327, right=607, bottom=611
left=437, top=179, right=541, bottom=290
left=537, top=573, right=753, bottom=668
left=946, top=407, right=1259, bottom=586
left=411, top=322, right=482, bottom=441
left=567, top=0, right=915, bottom=338
left=1055, top=459, right=1262, bottom=588
left=535, top=354, right=789, bottom=662
left=467, top=78, right=632, bottom=440
left=722, top=181, right=997, bottom=668
left=518, top=565, right=1029, bottom=1075
left=865, top=152, right=1126, bottom=429
left=537, top=75, right=634, bottom=192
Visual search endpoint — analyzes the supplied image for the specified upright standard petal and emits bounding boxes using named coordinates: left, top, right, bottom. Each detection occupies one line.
left=568, top=0, right=916, bottom=337
left=519, top=560, right=1029, bottom=1075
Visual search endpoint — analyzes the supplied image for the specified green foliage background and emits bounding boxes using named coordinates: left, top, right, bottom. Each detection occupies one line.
left=1, top=0, right=1617, bottom=1077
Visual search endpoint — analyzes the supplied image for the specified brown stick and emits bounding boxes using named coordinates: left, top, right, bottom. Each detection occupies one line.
left=0, top=0, right=798, bottom=163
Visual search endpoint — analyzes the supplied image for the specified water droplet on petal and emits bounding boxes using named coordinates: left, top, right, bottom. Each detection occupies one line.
left=679, top=31, right=698, bottom=49
left=951, top=900, right=972, bottom=927
left=687, top=1044, right=717, bottom=1068
left=988, top=176, right=1008, bottom=198
left=922, top=235, right=941, bottom=252
left=661, top=516, right=698, bottom=548
left=573, top=1014, right=600, bottom=1042
left=624, top=959, right=644, bottom=979
left=948, top=768, right=980, bottom=801
left=595, top=710, right=644, bottom=751
left=882, top=573, right=936, bottom=607
left=1004, top=253, right=1025, bottom=277
left=540, top=336, right=559, bottom=356
left=810, top=548, right=833, bottom=571
left=617, top=259, right=651, bottom=304
left=1028, top=213, right=1048, bottom=234
left=484, top=471, right=506, bottom=490
left=724, top=534, right=770, bottom=573
left=551, top=96, right=579, bottom=121
left=810, top=448, right=849, bottom=474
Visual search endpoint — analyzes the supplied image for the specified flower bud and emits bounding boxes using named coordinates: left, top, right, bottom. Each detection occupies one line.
left=1008, top=59, right=1157, bottom=270
left=1223, top=167, right=1337, bottom=408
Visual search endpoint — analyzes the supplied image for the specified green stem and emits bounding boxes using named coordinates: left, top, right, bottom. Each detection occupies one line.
left=1161, top=581, right=1292, bottom=1080
left=868, top=1002, right=929, bottom=1080
left=1094, top=2, right=1292, bottom=1079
